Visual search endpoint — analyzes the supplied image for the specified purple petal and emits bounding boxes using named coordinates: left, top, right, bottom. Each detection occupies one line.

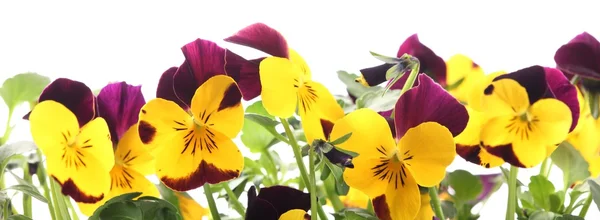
left=359, top=63, right=395, bottom=86
left=394, top=74, right=468, bottom=138
left=543, top=67, right=579, bottom=132
left=24, top=78, right=95, bottom=127
left=156, top=67, right=190, bottom=109
left=397, top=34, right=447, bottom=86
left=224, top=23, right=289, bottom=58
left=97, top=82, right=146, bottom=143
left=554, top=32, right=600, bottom=79
left=172, top=61, right=200, bottom=109
left=246, top=185, right=310, bottom=219
left=474, top=174, right=502, bottom=202
left=227, top=54, right=263, bottom=101
left=181, top=39, right=228, bottom=85
left=494, top=65, right=548, bottom=104
left=324, top=147, right=354, bottom=168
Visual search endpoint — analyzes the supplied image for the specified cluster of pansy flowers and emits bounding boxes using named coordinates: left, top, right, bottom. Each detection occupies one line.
left=23, top=20, right=600, bottom=220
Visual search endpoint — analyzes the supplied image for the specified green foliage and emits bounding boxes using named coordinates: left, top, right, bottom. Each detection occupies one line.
left=0, top=141, right=37, bottom=178
left=320, top=157, right=349, bottom=195
left=3, top=172, right=47, bottom=203
left=529, top=175, right=556, bottom=211
left=551, top=142, right=591, bottom=187
left=588, top=180, right=600, bottom=213
left=333, top=208, right=378, bottom=220
left=89, top=193, right=182, bottom=220
left=447, top=170, right=483, bottom=203
left=355, top=89, right=401, bottom=112
left=329, top=132, right=352, bottom=146
left=336, top=70, right=381, bottom=98
left=0, top=72, right=50, bottom=111
left=7, top=214, right=33, bottom=220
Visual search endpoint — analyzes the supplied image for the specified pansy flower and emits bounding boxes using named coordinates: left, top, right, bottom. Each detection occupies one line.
left=28, top=78, right=114, bottom=203
left=245, top=185, right=310, bottom=220
left=566, top=88, right=600, bottom=177
left=156, top=38, right=262, bottom=110
left=77, top=82, right=159, bottom=215
left=554, top=32, right=600, bottom=80
left=415, top=193, right=434, bottom=220
left=356, top=34, right=447, bottom=87
left=445, top=54, right=485, bottom=103
left=481, top=66, right=579, bottom=168
left=338, top=187, right=370, bottom=209
left=224, top=23, right=344, bottom=144
left=175, top=192, right=209, bottom=220
left=329, top=74, right=468, bottom=220
left=138, top=75, right=244, bottom=191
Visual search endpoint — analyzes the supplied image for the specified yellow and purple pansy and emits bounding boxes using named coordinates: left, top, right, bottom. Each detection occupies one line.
left=225, top=23, right=344, bottom=144
left=554, top=32, right=600, bottom=80
left=329, top=74, right=468, bottom=220
left=245, top=185, right=311, bottom=220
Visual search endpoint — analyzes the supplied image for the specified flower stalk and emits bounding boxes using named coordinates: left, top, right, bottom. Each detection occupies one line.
left=222, top=182, right=246, bottom=218
left=578, top=192, right=593, bottom=218
left=22, top=162, right=32, bottom=218
left=429, top=186, right=445, bottom=220
left=506, top=166, right=519, bottom=220
left=203, top=184, right=221, bottom=220
left=280, top=118, right=312, bottom=193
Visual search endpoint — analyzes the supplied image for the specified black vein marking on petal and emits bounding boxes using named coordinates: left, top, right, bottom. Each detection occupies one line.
left=81, top=145, right=92, bottom=148
left=174, top=120, right=185, bottom=126
left=122, top=149, right=138, bottom=165
left=299, top=82, right=319, bottom=113
left=377, top=146, right=387, bottom=156
left=112, top=168, right=134, bottom=190
left=62, top=149, right=87, bottom=170
left=181, top=128, right=218, bottom=155
left=62, top=132, right=68, bottom=143
left=83, top=139, right=90, bottom=144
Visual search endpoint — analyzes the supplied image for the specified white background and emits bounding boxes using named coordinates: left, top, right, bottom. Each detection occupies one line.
left=1, top=1, right=600, bottom=219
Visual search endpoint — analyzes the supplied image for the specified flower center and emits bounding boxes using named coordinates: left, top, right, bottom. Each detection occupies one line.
left=371, top=146, right=413, bottom=189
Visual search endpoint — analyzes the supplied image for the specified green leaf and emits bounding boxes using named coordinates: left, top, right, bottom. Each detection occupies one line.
left=90, top=194, right=182, bottom=220
left=99, top=201, right=143, bottom=219
left=549, top=193, right=563, bottom=213
left=529, top=175, right=556, bottom=210
left=246, top=101, right=274, bottom=119
left=587, top=180, right=600, bottom=212
left=0, top=72, right=50, bottom=110
left=0, top=141, right=37, bottom=182
left=320, top=162, right=331, bottom=180
left=355, top=89, right=401, bottom=112
left=5, top=172, right=47, bottom=203
left=243, top=157, right=263, bottom=175
left=333, top=208, right=379, bottom=220
left=325, top=158, right=349, bottom=195
left=369, top=51, right=402, bottom=64
left=557, top=214, right=585, bottom=220
left=137, top=196, right=182, bottom=220
left=329, top=132, right=352, bottom=145
left=7, top=215, right=33, bottom=220
left=528, top=211, right=558, bottom=220
left=445, top=77, right=466, bottom=91
left=519, top=190, right=536, bottom=209
left=441, top=200, right=458, bottom=219
left=156, top=183, right=180, bottom=209
left=245, top=113, right=279, bottom=128
left=501, top=167, right=525, bottom=187
left=590, top=92, right=599, bottom=119
left=242, top=111, right=280, bottom=153
left=337, top=70, right=382, bottom=98
left=551, top=142, right=591, bottom=186
left=447, top=170, right=483, bottom=203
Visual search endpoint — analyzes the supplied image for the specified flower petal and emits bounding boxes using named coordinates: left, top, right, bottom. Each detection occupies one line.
left=234, top=56, right=264, bottom=101
left=481, top=79, right=530, bottom=118
left=224, top=23, right=289, bottom=58
left=138, top=98, right=190, bottom=153
left=289, top=49, right=311, bottom=79
left=475, top=174, right=502, bottom=202
left=555, top=32, right=600, bottom=79
left=493, top=65, right=548, bottom=105
left=176, top=192, right=209, bottom=220
left=415, top=193, right=434, bottom=220
left=97, top=82, right=146, bottom=143
left=156, top=67, right=189, bottom=109
left=26, top=78, right=95, bottom=127
left=29, top=100, right=79, bottom=156
left=529, top=98, right=573, bottom=147
left=331, top=109, right=396, bottom=197
left=397, top=34, right=447, bottom=86
left=455, top=106, right=505, bottom=168
left=394, top=74, right=468, bottom=138
left=446, top=54, right=485, bottom=103
left=466, top=71, right=506, bottom=111
left=372, top=171, right=420, bottom=220
left=299, top=81, right=344, bottom=144
left=181, top=39, right=229, bottom=84
left=191, top=75, right=244, bottom=138
left=258, top=186, right=310, bottom=218
left=115, top=124, right=155, bottom=175
left=259, top=57, right=300, bottom=118
left=172, top=61, right=202, bottom=108
left=339, top=187, right=369, bottom=208
left=279, top=209, right=309, bottom=220
left=543, top=67, right=579, bottom=132
left=399, top=122, right=455, bottom=187
left=359, top=63, right=396, bottom=86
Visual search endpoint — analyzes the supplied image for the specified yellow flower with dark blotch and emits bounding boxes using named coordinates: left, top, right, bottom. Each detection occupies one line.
left=329, top=74, right=468, bottom=220
left=138, top=75, right=244, bottom=191
left=567, top=87, right=600, bottom=177
left=446, top=54, right=485, bottom=103
left=175, top=192, right=209, bottom=220
left=466, top=71, right=506, bottom=111
left=481, top=66, right=578, bottom=168
left=29, top=79, right=113, bottom=204
left=225, top=23, right=344, bottom=144
left=415, top=193, right=434, bottom=220
left=339, top=187, right=370, bottom=209
left=455, top=106, right=505, bottom=168
left=73, top=82, right=159, bottom=215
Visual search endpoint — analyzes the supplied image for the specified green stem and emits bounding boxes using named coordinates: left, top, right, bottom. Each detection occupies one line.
left=308, top=143, right=317, bottom=220
left=390, top=61, right=420, bottom=118
left=22, top=163, right=32, bottom=218
left=50, top=178, right=71, bottom=220
left=323, top=176, right=344, bottom=212
left=0, top=108, right=14, bottom=146
left=38, top=168, right=56, bottom=220
left=203, top=184, right=221, bottom=220
left=64, top=196, right=79, bottom=220
left=269, top=131, right=291, bottom=145
left=280, top=118, right=312, bottom=193
left=222, top=183, right=245, bottom=218
left=578, top=192, right=593, bottom=218
left=367, top=200, right=375, bottom=215
left=428, top=186, right=445, bottom=220
left=506, top=166, right=519, bottom=220
left=316, top=205, right=328, bottom=220
left=539, top=158, right=549, bottom=178
left=262, top=149, right=280, bottom=183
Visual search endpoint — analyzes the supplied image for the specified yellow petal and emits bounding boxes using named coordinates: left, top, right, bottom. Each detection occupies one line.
left=330, top=108, right=396, bottom=158
left=289, top=49, right=311, bottom=79
left=259, top=56, right=301, bottom=118
left=568, top=116, right=598, bottom=157
left=343, top=157, right=390, bottom=198
left=372, top=171, right=420, bottom=220
left=588, top=156, right=600, bottom=178
left=115, top=124, right=155, bottom=175
left=339, top=187, right=370, bottom=208
left=455, top=106, right=505, bottom=168
left=482, top=78, right=530, bottom=117
left=415, top=193, right=434, bottom=220
left=468, top=71, right=506, bottom=111
left=399, top=122, right=455, bottom=187
left=29, top=100, right=79, bottom=156
left=455, top=106, right=486, bottom=146
left=191, top=75, right=244, bottom=138
left=530, top=99, right=573, bottom=146
left=299, top=81, right=344, bottom=143
left=279, top=209, right=308, bottom=220
left=138, top=98, right=191, bottom=154
left=155, top=126, right=242, bottom=191
left=176, top=192, right=209, bottom=220
left=446, top=54, right=485, bottom=103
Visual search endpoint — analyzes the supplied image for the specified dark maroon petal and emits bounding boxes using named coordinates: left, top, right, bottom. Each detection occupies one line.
left=97, top=82, right=146, bottom=143
left=554, top=32, right=600, bottom=79
left=172, top=61, right=200, bottom=109
left=228, top=54, right=263, bottom=101
left=156, top=67, right=190, bottom=109
left=543, top=67, right=579, bottom=132
left=394, top=74, right=468, bottom=138
left=396, top=34, right=447, bottom=86
left=494, top=65, right=548, bottom=104
left=324, top=147, right=354, bottom=168
left=224, top=23, right=289, bottom=58
left=474, top=174, right=501, bottom=202
left=246, top=197, right=279, bottom=220
left=359, top=63, right=395, bottom=86
left=25, top=78, right=95, bottom=127
left=251, top=185, right=310, bottom=218
left=181, top=39, right=228, bottom=85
